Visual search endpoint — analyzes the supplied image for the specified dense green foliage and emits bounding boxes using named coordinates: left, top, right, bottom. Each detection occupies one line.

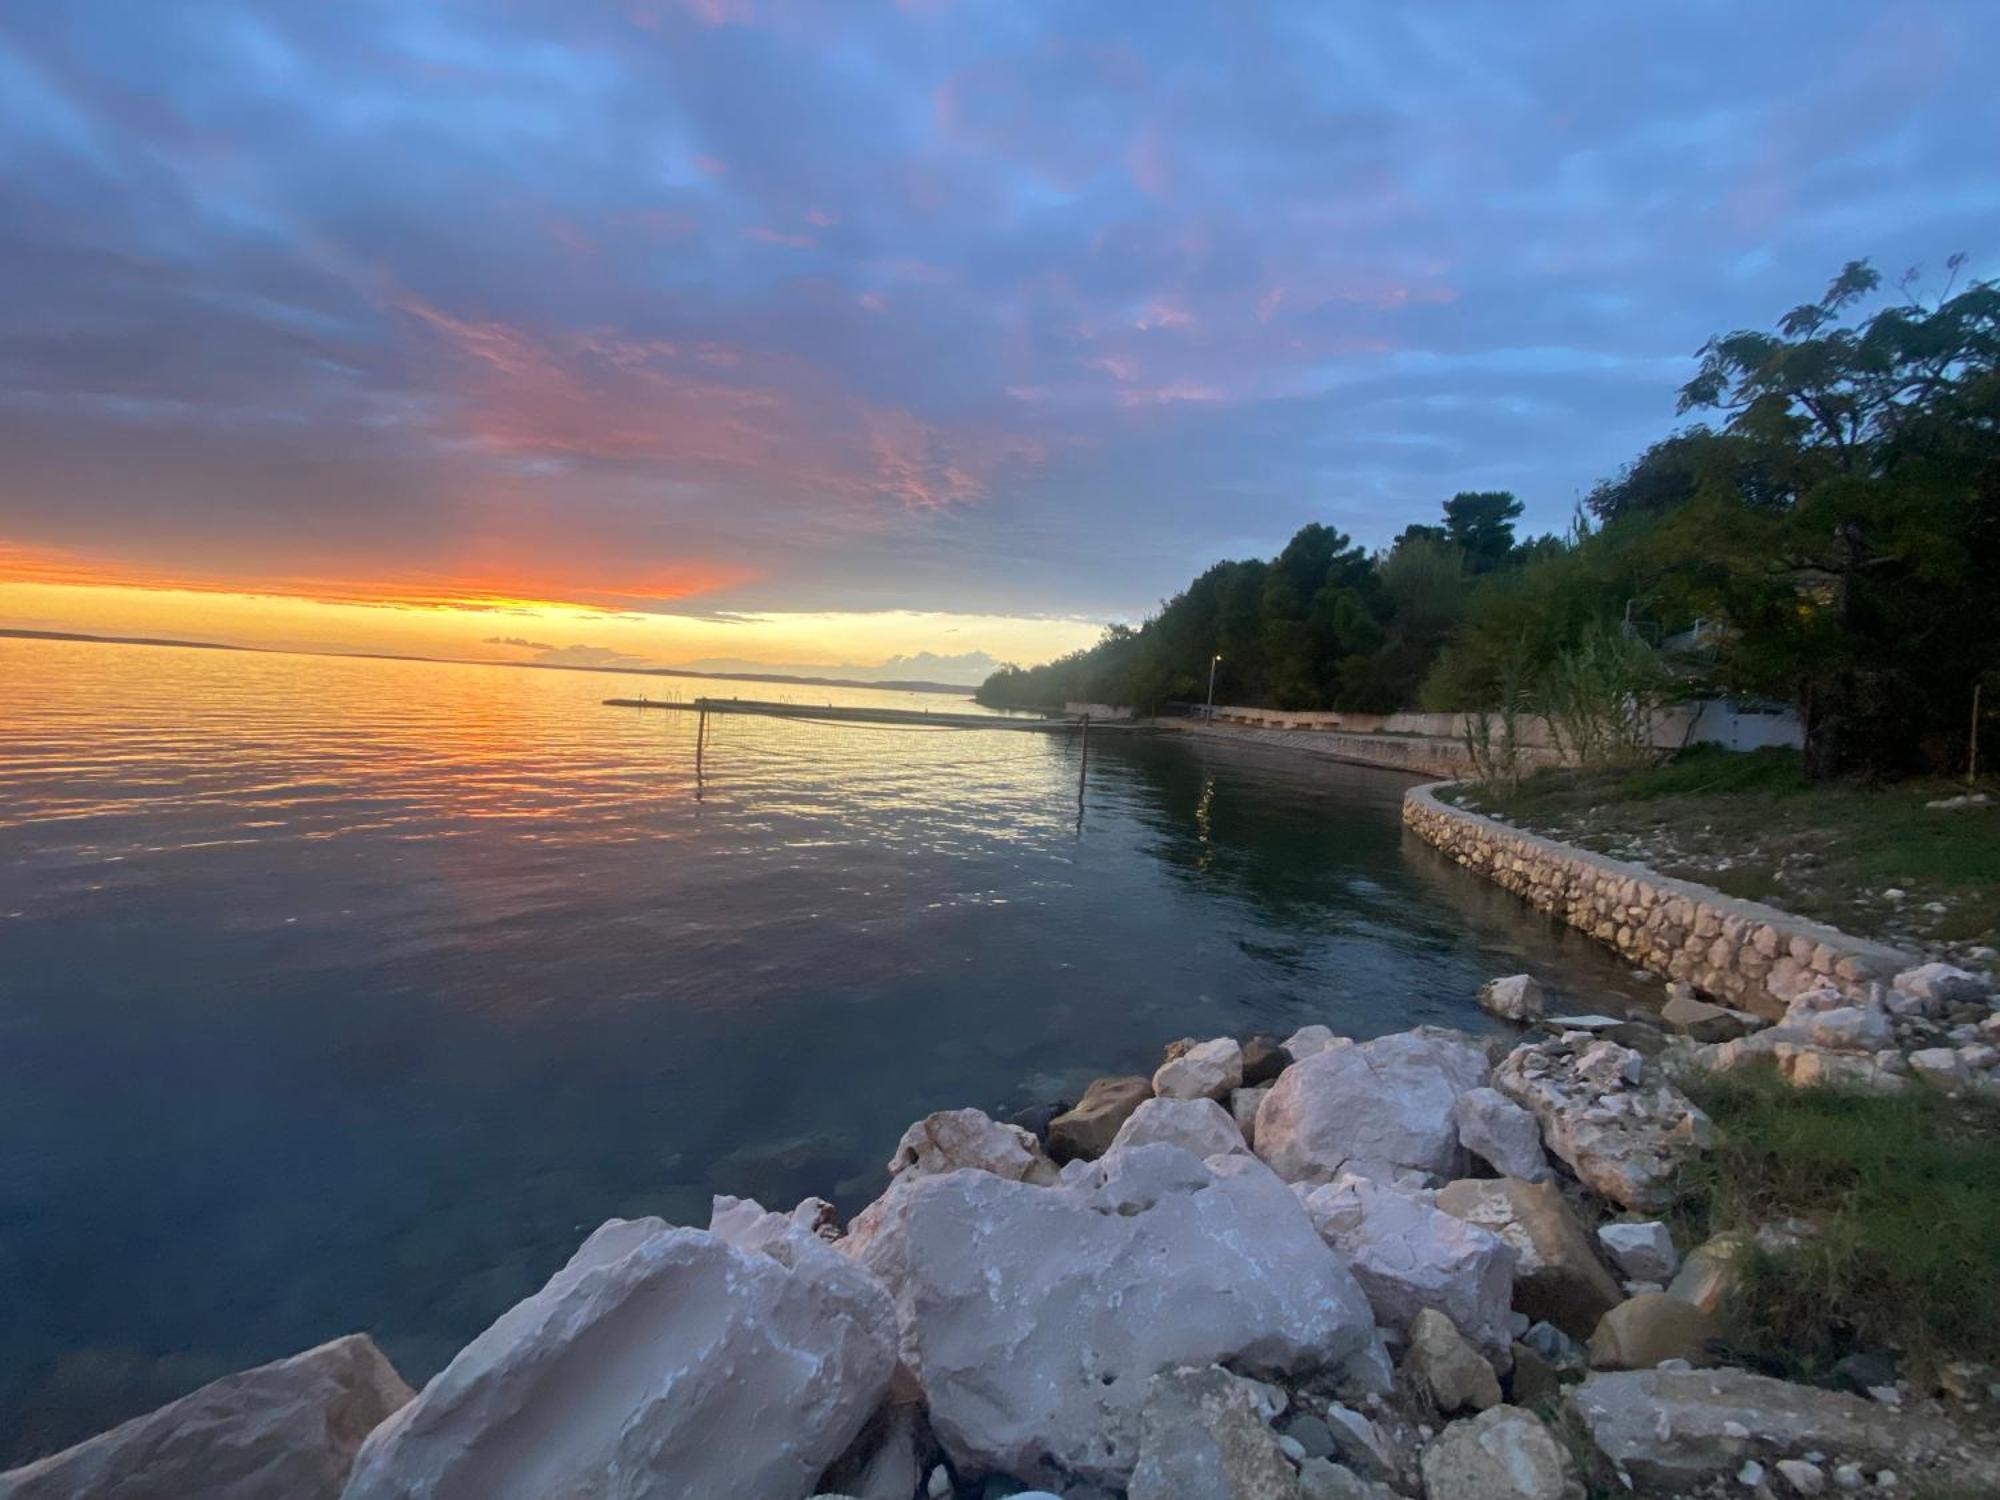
left=1673, top=1062, right=2000, bottom=1380
left=981, top=258, right=2000, bottom=777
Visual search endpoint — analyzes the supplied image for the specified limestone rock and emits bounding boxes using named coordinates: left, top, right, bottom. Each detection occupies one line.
left=1597, top=1221, right=1679, bottom=1284
left=1777, top=1458, right=1828, bottom=1495
left=1588, top=1292, right=1719, bottom=1370
left=0, top=1335, right=411, bottom=1500
left=1909, top=1047, right=1973, bottom=1087
left=1801, top=1002, right=1893, bottom=1054
left=1406, top=1308, right=1501, bottom=1414
left=1127, top=1365, right=1302, bottom=1500
left=1434, top=1177, right=1623, bottom=1340
left=1282, top=1024, right=1345, bottom=1060
left=1255, top=1028, right=1490, bottom=1187
left=1480, top=974, right=1546, bottom=1022
left=1112, top=1095, right=1248, bottom=1158
left=1154, top=1037, right=1245, bottom=1100
left=1565, top=1368, right=1963, bottom=1486
left=1231, top=1086, right=1271, bottom=1149
left=1301, top=1175, right=1514, bottom=1361
left=1322, top=1403, right=1400, bottom=1483
left=1893, top=962, right=1989, bottom=1009
left=839, top=1143, right=1376, bottom=1490
left=1241, top=1035, right=1292, bottom=1087
left=888, top=1107, right=1059, bottom=1185
left=1418, top=1405, right=1582, bottom=1500
left=1454, top=1087, right=1552, bottom=1182
left=1661, top=990, right=1761, bottom=1042
left=342, top=1214, right=896, bottom=1500
left=1297, top=1458, right=1398, bottom=1500
left=1047, top=1075, right=1152, bottom=1162
left=1493, top=1036, right=1711, bottom=1211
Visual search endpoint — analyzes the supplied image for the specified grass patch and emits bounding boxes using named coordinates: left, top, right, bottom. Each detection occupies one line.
left=1452, top=745, right=2000, bottom=949
left=1672, top=1063, right=2000, bottom=1382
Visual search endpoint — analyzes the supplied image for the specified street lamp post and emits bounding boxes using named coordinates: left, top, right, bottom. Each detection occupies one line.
left=1205, top=653, right=1221, bottom=719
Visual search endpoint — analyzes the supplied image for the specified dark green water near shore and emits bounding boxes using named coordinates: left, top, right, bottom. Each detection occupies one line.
left=0, top=637, right=1649, bottom=1462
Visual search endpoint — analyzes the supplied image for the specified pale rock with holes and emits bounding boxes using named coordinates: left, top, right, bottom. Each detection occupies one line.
left=1300, top=1174, right=1515, bottom=1363
left=1255, top=1028, right=1490, bottom=1187
left=1111, top=1096, right=1248, bottom=1158
left=1153, top=1038, right=1245, bottom=1101
left=837, top=1142, right=1377, bottom=1490
left=886, top=1107, right=1060, bottom=1186
left=1453, top=1086, right=1553, bottom=1182
left=341, top=1211, right=897, bottom=1500
left=0, top=1335, right=411, bottom=1500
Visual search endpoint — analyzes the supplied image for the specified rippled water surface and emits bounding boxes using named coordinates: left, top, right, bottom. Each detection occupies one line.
left=0, top=637, right=1647, bottom=1459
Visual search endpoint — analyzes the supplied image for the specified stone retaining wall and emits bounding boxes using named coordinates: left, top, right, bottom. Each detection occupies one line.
left=1402, top=782, right=1914, bottom=1020
left=1160, top=720, right=1494, bottom=778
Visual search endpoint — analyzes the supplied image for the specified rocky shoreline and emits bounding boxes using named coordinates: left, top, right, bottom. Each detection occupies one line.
left=6, top=959, right=1999, bottom=1500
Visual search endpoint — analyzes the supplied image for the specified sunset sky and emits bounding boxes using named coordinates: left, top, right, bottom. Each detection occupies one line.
left=2, top=1, right=1997, bottom=680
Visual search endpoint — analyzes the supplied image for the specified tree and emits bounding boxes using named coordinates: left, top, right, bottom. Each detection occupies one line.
left=1677, top=256, right=2000, bottom=776
left=1442, top=491, right=1524, bottom=571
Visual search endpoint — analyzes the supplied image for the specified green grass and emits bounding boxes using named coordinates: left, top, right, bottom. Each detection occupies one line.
left=1671, top=1063, right=2000, bottom=1382
left=1453, top=746, right=2000, bottom=948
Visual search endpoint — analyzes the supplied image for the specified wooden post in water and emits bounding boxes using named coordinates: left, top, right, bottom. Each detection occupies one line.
left=1076, top=713, right=1090, bottom=813
left=1972, top=681, right=1983, bottom=786
left=696, top=706, right=707, bottom=781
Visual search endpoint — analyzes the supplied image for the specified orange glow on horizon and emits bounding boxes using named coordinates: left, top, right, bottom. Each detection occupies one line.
left=0, top=540, right=756, bottom=617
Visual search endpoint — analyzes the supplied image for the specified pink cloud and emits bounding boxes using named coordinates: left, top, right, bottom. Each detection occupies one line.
left=747, top=226, right=816, bottom=247
left=805, top=208, right=839, bottom=228
left=1115, top=380, right=1223, bottom=408
left=397, top=297, right=1035, bottom=519
left=1134, top=296, right=1193, bottom=330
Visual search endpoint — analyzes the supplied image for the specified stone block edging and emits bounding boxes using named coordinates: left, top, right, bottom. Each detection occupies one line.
left=1402, top=781, right=1916, bottom=1020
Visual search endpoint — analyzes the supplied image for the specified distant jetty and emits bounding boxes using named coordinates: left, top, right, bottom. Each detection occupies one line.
left=604, top=695, right=1145, bottom=732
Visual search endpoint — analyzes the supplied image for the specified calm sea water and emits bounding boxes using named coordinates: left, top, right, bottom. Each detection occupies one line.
left=0, top=637, right=1648, bottom=1460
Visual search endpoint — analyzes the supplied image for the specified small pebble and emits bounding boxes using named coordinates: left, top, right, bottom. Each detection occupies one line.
left=1276, top=1435, right=1307, bottom=1464
left=1723, top=1421, right=1750, bottom=1440
left=1874, top=1472, right=1897, bottom=1490
left=1832, top=1466, right=1865, bottom=1493
left=1776, top=1459, right=1826, bottom=1495
left=1740, top=1459, right=1767, bottom=1487
left=928, top=1465, right=952, bottom=1500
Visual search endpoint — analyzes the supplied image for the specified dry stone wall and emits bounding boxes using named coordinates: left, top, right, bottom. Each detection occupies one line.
left=1402, top=782, right=1914, bottom=1020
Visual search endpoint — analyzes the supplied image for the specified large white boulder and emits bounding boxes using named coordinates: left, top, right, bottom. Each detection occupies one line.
left=1282, top=1024, right=1347, bottom=1061
left=1112, top=1096, right=1248, bottom=1158
left=342, top=1212, right=896, bottom=1500
left=1493, top=1037, right=1711, bottom=1211
left=1300, top=1174, right=1515, bottom=1362
left=838, top=1143, right=1378, bottom=1490
left=1255, top=1028, right=1491, bottom=1187
left=1453, top=1087, right=1552, bottom=1182
left=1153, top=1038, right=1244, bottom=1101
left=0, top=1335, right=411, bottom=1500
left=887, top=1107, right=1059, bottom=1185
left=1478, top=974, right=1546, bottom=1022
